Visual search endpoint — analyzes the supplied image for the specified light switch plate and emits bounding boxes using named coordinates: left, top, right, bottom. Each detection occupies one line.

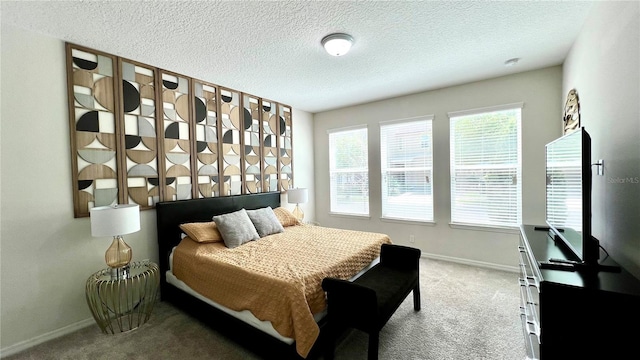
left=597, top=159, right=604, bottom=176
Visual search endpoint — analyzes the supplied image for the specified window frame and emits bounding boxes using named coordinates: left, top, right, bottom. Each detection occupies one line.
left=327, top=125, right=370, bottom=217
left=448, top=103, right=523, bottom=229
left=379, top=115, right=435, bottom=223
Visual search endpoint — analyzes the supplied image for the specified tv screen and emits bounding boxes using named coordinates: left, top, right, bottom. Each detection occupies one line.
left=545, top=127, right=597, bottom=264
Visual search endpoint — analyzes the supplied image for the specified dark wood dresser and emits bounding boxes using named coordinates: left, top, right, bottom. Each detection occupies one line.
left=518, top=225, right=640, bottom=359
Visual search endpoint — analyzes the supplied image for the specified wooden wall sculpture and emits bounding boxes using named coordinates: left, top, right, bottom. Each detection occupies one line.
left=66, top=47, right=121, bottom=216
left=120, top=60, right=160, bottom=210
left=278, top=104, right=293, bottom=190
left=219, top=88, right=243, bottom=197
left=262, top=101, right=280, bottom=192
left=159, top=71, right=193, bottom=202
left=194, top=80, right=220, bottom=198
left=243, top=94, right=262, bottom=194
left=66, top=43, right=294, bottom=217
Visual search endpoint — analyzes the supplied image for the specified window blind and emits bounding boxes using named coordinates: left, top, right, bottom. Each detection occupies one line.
left=329, top=127, right=369, bottom=216
left=449, top=106, right=522, bottom=227
left=380, top=117, right=433, bottom=222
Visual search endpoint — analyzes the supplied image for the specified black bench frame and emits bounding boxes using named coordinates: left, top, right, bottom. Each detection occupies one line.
left=322, top=243, right=421, bottom=360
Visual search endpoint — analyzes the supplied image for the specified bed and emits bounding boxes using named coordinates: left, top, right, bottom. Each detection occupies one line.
left=155, top=192, right=391, bottom=359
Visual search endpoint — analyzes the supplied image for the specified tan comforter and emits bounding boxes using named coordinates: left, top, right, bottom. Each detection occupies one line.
left=172, top=224, right=391, bottom=358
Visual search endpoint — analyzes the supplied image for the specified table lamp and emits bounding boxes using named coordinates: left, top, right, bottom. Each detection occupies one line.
left=287, top=188, right=308, bottom=221
left=90, top=204, right=140, bottom=275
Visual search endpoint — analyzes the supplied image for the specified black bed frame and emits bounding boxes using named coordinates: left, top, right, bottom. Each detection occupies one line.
left=155, top=192, right=330, bottom=359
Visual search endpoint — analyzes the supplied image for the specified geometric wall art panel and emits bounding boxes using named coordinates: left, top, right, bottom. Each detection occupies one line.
left=243, top=94, right=262, bottom=194
left=160, top=71, right=192, bottom=201
left=120, top=60, right=160, bottom=209
left=66, top=44, right=120, bottom=217
left=194, top=80, right=220, bottom=198
left=262, top=100, right=279, bottom=192
left=219, top=88, right=242, bottom=196
left=278, top=104, right=293, bottom=191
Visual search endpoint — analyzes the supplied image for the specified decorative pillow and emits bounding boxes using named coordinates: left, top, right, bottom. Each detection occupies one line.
left=179, top=221, right=223, bottom=243
left=212, top=209, right=260, bottom=248
left=246, top=207, right=285, bottom=237
left=273, top=207, right=301, bottom=227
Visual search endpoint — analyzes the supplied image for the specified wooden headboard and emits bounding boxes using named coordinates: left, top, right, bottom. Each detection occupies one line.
left=155, top=192, right=281, bottom=294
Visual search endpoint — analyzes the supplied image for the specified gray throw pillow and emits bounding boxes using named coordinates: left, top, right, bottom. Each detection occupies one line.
left=212, top=209, right=260, bottom=248
left=246, top=207, right=285, bottom=237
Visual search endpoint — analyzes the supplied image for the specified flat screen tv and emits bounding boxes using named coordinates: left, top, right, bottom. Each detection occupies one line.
left=545, top=127, right=599, bottom=265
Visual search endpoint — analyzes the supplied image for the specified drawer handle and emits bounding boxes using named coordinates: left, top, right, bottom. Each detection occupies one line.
left=525, top=276, right=539, bottom=288
left=519, top=278, right=537, bottom=288
left=526, top=320, right=539, bottom=336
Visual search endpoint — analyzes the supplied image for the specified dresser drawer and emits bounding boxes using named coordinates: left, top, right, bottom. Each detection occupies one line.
left=519, top=278, right=540, bottom=336
left=519, top=242, right=540, bottom=359
left=520, top=312, right=541, bottom=360
left=519, top=245, right=539, bottom=288
left=519, top=250, right=540, bottom=320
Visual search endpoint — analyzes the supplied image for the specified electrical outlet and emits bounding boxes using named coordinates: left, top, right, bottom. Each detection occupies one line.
left=409, top=235, right=415, bottom=243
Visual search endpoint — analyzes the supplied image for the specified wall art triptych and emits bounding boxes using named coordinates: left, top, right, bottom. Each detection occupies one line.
left=66, top=43, right=294, bottom=217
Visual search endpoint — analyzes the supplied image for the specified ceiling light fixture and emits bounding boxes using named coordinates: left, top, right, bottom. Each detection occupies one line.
left=504, top=58, right=520, bottom=67
left=321, top=33, right=354, bottom=56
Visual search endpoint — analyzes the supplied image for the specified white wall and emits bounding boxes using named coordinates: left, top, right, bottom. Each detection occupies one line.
left=0, top=24, right=315, bottom=354
left=1, top=24, right=104, bottom=353
left=290, top=109, right=316, bottom=221
left=313, top=67, right=563, bottom=269
left=563, top=1, right=640, bottom=278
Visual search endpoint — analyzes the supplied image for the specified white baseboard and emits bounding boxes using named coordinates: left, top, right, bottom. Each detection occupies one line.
left=421, top=252, right=520, bottom=273
left=0, top=318, right=95, bottom=358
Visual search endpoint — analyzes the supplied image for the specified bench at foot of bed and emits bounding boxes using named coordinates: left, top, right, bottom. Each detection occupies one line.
left=321, top=243, right=421, bottom=360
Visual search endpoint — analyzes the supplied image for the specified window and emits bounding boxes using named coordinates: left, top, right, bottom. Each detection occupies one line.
left=380, top=117, right=434, bottom=222
left=328, top=126, right=369, bottom=216
left=449, top=104, right=522, bottom=228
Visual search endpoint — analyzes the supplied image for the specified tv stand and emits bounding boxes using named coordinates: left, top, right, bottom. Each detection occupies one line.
left=519, top=225, right=640, bottom=359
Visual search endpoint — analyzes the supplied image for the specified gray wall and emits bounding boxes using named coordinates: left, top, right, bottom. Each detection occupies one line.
left=313, top=66, right=563, bottom=269
left=563, top=1, right=640, bottom=279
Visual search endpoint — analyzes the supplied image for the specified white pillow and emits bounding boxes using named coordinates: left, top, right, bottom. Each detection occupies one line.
left=246, top=207, right=285, bottom=237
left=212, top=209, right=260, bottom=248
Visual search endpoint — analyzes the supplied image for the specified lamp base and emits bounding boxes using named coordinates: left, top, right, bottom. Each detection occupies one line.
left=292, top=204, right=305, bottom=222
left=105, top=236, right=132, bottom=270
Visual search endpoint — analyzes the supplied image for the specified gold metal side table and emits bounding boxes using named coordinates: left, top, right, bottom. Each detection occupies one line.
left=86, top=261, right=159, bottom=334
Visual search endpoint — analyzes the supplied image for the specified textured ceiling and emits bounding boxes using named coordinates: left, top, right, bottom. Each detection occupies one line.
left=2, top=1, right=594, bottom=113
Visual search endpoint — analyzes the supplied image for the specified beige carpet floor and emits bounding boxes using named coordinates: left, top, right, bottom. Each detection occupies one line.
left=4, top=258, right=525, bottom=360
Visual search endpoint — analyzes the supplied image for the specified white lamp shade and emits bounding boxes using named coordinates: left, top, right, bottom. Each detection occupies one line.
left=90, top=204, right=140, bottom=237
left=322, top=33, right=353, bottom=56
left=287, top=188, right=308, bottom=204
